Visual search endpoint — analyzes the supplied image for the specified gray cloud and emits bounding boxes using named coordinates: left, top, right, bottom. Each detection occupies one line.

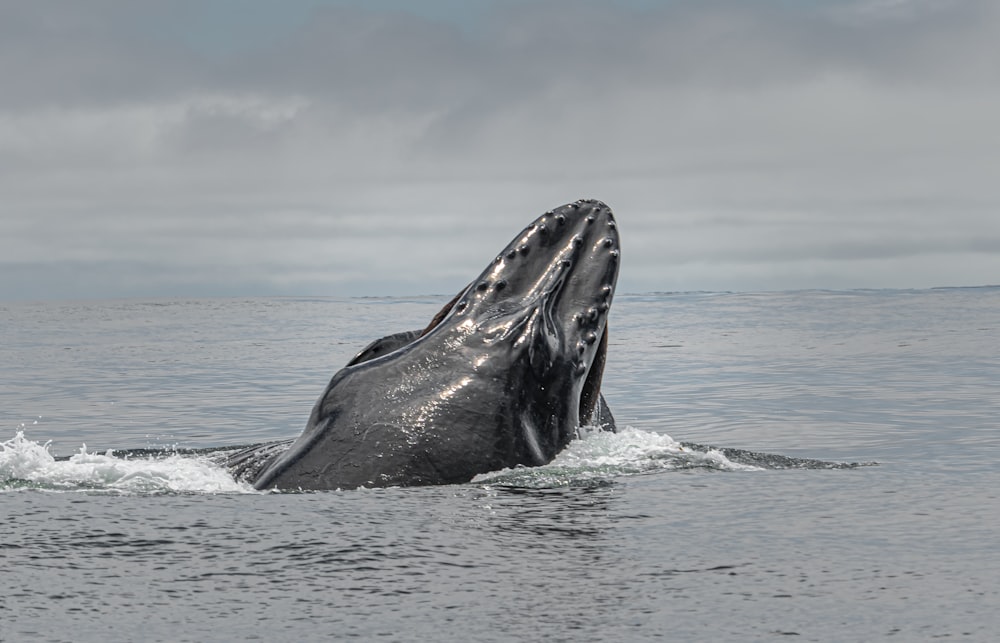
left=1, top=0, right=998, bottom=300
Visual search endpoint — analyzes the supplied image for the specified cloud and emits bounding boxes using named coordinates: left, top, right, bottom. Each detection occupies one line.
left=1, top=0, right=998, bottom=300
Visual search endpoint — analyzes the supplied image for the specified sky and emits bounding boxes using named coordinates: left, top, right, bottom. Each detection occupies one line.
left=1, top=0, right=998, bottom=300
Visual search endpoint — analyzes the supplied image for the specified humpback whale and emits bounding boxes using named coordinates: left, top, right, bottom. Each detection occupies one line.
left=228, top=199, right=620, bottom=490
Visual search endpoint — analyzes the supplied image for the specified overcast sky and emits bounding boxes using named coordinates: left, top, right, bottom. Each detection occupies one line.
left=1, top=0, right=998, bottom=300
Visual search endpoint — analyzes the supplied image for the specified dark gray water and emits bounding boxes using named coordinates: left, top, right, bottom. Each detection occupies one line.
left=3, top=289, right=999, bottom=641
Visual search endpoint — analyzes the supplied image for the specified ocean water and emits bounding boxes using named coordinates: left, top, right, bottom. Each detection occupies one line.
left=2, top=289, right=998, bottom=641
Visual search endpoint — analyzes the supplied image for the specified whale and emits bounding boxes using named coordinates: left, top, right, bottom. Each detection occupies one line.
left=227, top=199, right=620, bottom=490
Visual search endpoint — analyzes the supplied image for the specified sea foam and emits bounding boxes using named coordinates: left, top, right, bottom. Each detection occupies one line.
left=1, top=431, right=255, bottom=494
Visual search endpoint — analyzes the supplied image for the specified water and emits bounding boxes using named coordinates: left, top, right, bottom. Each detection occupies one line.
left=2, top=289, right=998, bottom=641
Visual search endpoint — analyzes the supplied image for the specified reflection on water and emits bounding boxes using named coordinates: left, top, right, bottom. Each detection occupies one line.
left=480, top=485, right=615, bottom=539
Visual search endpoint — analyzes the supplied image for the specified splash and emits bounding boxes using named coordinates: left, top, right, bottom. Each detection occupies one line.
left=473, top=426, right=762, bottom=488
left=0, top=431, right=255, bottom=494
left=2, top=426, right=857, bottom=494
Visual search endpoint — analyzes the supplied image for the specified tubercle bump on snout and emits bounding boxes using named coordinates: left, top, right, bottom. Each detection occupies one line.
left=473, top=278, right=510, bottom=295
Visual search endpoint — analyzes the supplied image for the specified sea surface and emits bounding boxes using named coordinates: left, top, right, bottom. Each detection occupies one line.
left=2, top=289, right=998, bottom=641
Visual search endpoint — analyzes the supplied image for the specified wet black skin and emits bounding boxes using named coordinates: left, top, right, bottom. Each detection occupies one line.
left=233, top=199, right=620, bottom=490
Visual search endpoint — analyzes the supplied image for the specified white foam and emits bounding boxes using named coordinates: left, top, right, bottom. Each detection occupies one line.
left=1, top=431, right=255, bottom=494
left=2, top=426, right=760, bottom=493
left=473, top=426, right=761, bottom=487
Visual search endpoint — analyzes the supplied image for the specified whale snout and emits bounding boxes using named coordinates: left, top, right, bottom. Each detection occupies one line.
left=534, top=198, right=619, bottom=303
left=450, top=199, right=619, bottom=376
left=479, top=199, right=616, bottom=294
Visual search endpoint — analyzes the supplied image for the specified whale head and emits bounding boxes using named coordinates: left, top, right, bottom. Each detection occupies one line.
left=248, top=199, right=621, bottom=489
